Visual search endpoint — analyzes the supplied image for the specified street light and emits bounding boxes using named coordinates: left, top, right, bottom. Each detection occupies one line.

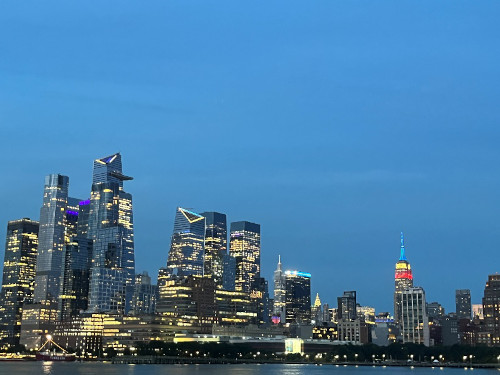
left=355, top=353, right=358, bottom=362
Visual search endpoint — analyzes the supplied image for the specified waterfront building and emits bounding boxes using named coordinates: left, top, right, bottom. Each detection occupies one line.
left=337, top=291, right=357, bottom=321
left=33, top=174, right=69, bottom=309
left=59, top=200, right=93, bottom=321
left=456, top=289, right=472, bottom=320
left=229, top=221, right=260, bottom=293
left=482, top=274, right=500, bottom=346
left=201, top=212, right=227, bottom=287
left=222, top=254, right=236, bottom=291
left=87, top=153, right=135, bottom=314
left=394, top=232, right=413, bottom=325
left=426, top=301, right=445, bottom=320
left=400, top=286, right=429, bottom=346
left=0, top=219, right=39, bottom=345
left=157, top=275, right=216, bottom=330
left=130, top=271, right=158, bottom=315
left=284, top=270, right=311, bottom=324
left=273, top=255, right=286, bottom=321
left=166, top=207, right=205, bottom=277
left=215, top=289, right=257, bottom=325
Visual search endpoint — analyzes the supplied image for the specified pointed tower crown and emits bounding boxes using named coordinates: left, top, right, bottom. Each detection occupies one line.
left=399, top=232, right=407, bottom=261
left=314, top=293, right=321, bottom=307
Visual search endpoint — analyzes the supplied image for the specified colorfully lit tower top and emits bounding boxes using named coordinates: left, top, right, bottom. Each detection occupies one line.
left=395, top=232, right=413, bottom=292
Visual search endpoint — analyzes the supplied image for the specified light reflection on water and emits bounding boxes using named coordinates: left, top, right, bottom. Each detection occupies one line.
left=0, top=363, right=496, bottom=375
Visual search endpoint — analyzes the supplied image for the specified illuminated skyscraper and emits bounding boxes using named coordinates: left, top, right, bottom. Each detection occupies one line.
left=0, top=219, right=39, bottom=345
left=311, top=293, right=322, bottom=323
left=273, top=255, right=286, bottom=320
left=229, top=221, right=260, bottom=293
left=482, top=274, right=500, bottom=346
left=284, top=270, right=311, bottom=324
left=87, top=153, right=135, bottom=314
left=33, top=174, right=69, bottom=307
left=201, top=212, right=227, bottom=287
left=166, top=207, right=205, bottom=277
left=337, top=291, right=357, bottom=321
left=394, top=232, right=413, bottom=324
left=59, top=200, right=93, bottom=320
left=130, top=271, right=158, bottom=315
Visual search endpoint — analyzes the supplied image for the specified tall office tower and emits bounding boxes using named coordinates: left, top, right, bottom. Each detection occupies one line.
left=59, top=200, right=93, bottom=320
left=229, top=221, right=260, bottom=293
left=337, top=291, right=357, bottom=321
left=456, top=289, right=472, bottom=320
left=130, top=271, right=158, bottom=315
left=87, top=153, right=135, bottom=314
left=401, top=287, right=429, bottom=346
left=166, top=207, right=205, bottom=277
left=252, top=276, right=270, bottom=324
left=33, top=174, right=69, bottom=308
left=394, top=232, right=413, bottom=324
left=311, top=293, right=322, bottom=323
left=482, top=274, right=500, bottom=346
left=284, top=270, right=311, bottom=324
left=201, top=212, right=227, bottom=287
left=222, top=254, right=236, bottom=291
left=273, top=255, right=286, bottom=320
left=0, top=219, right=39, bottom=345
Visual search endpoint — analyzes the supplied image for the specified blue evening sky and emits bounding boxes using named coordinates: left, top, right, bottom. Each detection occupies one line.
left=1, top=1, right=499, bottom=314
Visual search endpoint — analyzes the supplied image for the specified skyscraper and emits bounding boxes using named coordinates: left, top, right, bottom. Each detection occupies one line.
left=456, top=289, right=472, bottom=320
left=59, top=200, right=93, bottom=320
left=130, top=271, right=158, bottom=315
left=284, top=270, right=311, bottom=324
left=33, top=174, right=69, bottom=307
left=229, top=221, right=260, bottom=293
left=222, top=254, right=236, bottom=291
left=201, top=212, right=227, bottom=287
left=0, top=219, right=39, bottom=345
left=394, top=232, right=413, bottom=324
left=87, top=153, right=135, bottom=314
left=311, top=293, right=322, bottom=324
left=482, top=274, right=500, bottom=346
left=273, top=255, right=286, bottom=320
left=166, top=207, right=205, bottom=277
left=337, top=291, right=357, bottom=321
left=401, top=287, right=429, bottom=346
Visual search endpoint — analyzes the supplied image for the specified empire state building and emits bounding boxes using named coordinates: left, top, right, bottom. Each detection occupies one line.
left=394, top=232, right=413, bottom=324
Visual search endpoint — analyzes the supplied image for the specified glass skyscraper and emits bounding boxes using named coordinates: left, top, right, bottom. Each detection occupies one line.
left=201, top=212, right=227, bottom=287
left=284, top=270, right=311, bottom=324
left=166, top=207, right=206, bottom=277
left=33, top=174, right=69, bottom=307
left=87, top=153, right=135, bottom=314
left=229, top=221, right=260, bottom=293
left=59, top=200, right=93, bottom=320
left=0, top=219, right=39, bottom=345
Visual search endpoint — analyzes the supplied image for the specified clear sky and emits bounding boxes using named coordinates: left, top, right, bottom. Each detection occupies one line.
left=1, top=1, right=499, bottom=314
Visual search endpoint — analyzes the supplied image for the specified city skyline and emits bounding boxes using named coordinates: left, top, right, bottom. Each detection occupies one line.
left=0, top=154, right=492, bottom=315
left=2, top=1, right=500, bottom=315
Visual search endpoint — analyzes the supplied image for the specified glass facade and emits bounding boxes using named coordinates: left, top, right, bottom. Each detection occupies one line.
left=229, top=221, right=260, bottom=293
left=33, top=174, right=69, bottom=306
left=201, top=212, right=227, bottom=288
left=130, top=271, right=158, bottom=315
left=222, top=254, right=236, bottom=291
left=87, top=153, right=135, bottom=314
left=0, top=219, right=39, bottom=345
left=284, top=270, right=311, bottom=324
left=59, top=200, right=93, bottom=321
left=166, top=207, right=205, bottom=277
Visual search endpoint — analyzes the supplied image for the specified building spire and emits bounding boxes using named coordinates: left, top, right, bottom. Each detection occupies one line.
left=277, top=254, right=282, bottom=270
left=399, top=232, right=407, bottom=261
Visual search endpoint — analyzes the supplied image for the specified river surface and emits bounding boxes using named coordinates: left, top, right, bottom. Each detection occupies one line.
left=0, top=363, right=497, bottom=375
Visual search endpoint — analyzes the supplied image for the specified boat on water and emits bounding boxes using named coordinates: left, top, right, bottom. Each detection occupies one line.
left=36, top=334, right=76, bottom=362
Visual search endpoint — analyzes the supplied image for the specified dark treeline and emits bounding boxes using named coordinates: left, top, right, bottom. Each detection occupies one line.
left=130, top=341, right=500, bottom=364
